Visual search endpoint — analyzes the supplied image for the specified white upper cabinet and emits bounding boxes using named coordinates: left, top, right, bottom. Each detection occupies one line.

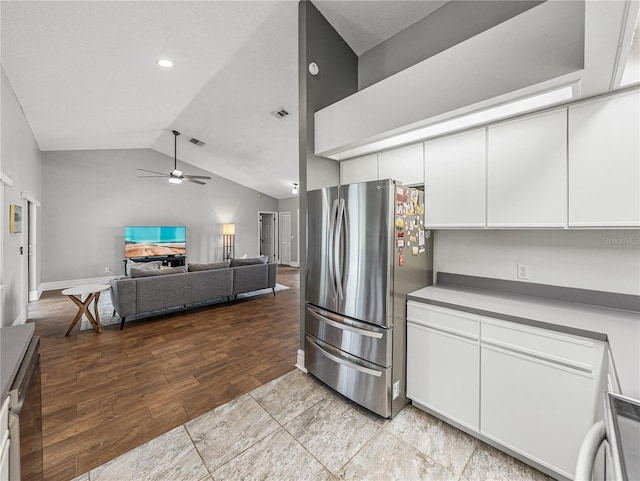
left=424, top=128, right=486, bottom=228
left=568, top=89, right=640, bottom=227
left=487, top=108, right=567, bottom=228
left=340, top=154, right=378, bottom=185
left=377, top=143, right=424, bottom=186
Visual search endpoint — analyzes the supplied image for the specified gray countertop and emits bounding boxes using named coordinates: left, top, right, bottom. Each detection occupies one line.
left=0, top=323, right=35, bottom=400
left=408, top=279, right=640, bottom=399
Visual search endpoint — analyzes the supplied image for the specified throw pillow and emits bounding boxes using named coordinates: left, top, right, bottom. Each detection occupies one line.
left=126, top=260, right=162, bottom=276
left=188, top=261, right=231, bottom=272
left=130, top=265, right=186, bottom=278
left=230, top=256, right=268, bottom=267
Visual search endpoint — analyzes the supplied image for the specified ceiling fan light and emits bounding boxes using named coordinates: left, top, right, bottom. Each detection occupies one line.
left=171, top=169, right=182, bottom=177
left=168, top=176, right=182, bottom=184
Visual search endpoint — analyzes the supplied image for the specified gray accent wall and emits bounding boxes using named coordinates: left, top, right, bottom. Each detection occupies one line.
left=1, top=66, right=42, bottom=327
left=299, top=0, right=358, bottom=347
left=358, top=1, right=544, bottom=90
left=41, top=148, right=277, bottom=283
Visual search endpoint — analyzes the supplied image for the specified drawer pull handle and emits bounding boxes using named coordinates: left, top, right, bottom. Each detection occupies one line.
left=308, top=308, right=383, bottom=339
left=309, top=338, right=382, bottom=377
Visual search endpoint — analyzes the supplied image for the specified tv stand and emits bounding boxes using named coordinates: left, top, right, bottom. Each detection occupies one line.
left=124, top=255, right=186, bottom=273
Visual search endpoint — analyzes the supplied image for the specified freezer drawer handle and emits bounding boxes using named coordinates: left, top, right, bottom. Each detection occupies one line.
left=309, top=337, right=382, bottom=377
left=308, top=308, right=383, bottom=339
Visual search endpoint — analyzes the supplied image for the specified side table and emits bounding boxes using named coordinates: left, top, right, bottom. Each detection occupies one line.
left=61, top=284, right=111, bottom=336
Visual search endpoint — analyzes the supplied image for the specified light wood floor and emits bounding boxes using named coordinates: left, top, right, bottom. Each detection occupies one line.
left=29, top=266, right=300, bottom=481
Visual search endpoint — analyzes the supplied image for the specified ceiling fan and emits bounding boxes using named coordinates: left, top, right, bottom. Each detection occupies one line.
left=137, top=130, right=212, bottom=185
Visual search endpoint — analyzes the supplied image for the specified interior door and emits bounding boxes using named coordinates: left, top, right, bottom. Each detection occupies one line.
left=260, top=213, right=276, bottom=262
left=338, top=180, right=393, bottom=326
left=279, top=212, right=291, bottom=265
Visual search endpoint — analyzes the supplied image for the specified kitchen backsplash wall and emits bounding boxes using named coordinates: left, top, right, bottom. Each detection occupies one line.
left=433, top=229, right=640, bottom=296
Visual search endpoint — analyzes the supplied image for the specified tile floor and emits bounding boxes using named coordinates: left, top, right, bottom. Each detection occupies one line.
left=72, top=369, right=553, bottom=481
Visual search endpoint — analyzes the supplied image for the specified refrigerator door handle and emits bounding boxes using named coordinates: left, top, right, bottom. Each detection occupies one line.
left=328, top=199, right=339, bottom=299
left=307, top=306, right=384, bottom=339
left=308, top=337, right=383, bottom=377
left=334, top=198, right=345, bottom=301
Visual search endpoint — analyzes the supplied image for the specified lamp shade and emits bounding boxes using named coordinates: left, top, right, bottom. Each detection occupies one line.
left=223, top=223, right=235, bottom=235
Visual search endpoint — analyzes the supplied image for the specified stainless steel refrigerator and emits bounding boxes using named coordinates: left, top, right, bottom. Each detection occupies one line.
left=305, top=179, right=433, bottom=418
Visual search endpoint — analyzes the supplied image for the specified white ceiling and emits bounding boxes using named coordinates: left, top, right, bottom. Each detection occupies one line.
left=3, top=1, right=637, bottom=200
left=0, top=0, right=449, bottom=199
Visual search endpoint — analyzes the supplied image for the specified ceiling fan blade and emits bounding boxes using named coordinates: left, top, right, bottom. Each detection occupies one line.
left=183, top=175, right=212, bottom=180
left=182, top=177, right=206, bottom=185
left=137, top=168, right=167, bottom=175
left=138, top=175, right=167, bottom=178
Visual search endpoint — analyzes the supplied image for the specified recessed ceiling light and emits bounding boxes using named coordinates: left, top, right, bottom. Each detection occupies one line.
left=156, top=59, right=173, bottom=68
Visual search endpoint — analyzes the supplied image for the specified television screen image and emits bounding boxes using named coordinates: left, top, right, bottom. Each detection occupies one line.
left=125, top=226, right=186, bottom=258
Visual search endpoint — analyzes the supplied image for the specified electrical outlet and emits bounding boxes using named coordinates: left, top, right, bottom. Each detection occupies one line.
left=517, top=264, right=529, bottom=280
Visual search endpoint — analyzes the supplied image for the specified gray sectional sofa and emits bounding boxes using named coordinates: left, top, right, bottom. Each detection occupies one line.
left=110, top=258, right=278, bottom=330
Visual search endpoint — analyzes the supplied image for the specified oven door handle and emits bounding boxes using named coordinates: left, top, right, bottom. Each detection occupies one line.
left=307, top=307, right=383, bottom=339
left=308, top=337, right=382, bottom=377
left=574, top=420, right=606, bottom=481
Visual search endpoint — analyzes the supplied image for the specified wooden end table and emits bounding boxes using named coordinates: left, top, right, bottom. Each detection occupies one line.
left=61, top=284, right=111, bottom=336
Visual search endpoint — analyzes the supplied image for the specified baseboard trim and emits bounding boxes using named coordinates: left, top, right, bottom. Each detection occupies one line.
left=289, top=261, right=300, bottom=268
left=295, top=349, right=307, bottom=373
left=13, top=312, right=27, bottom=326
left=29, top=289, right=42, bottom=301
left=40, top=275, right=120, bottom=291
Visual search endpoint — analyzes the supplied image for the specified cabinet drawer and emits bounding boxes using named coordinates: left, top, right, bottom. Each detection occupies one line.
left=305, top=305, right=391, bottom=367
left=407, top=301, right=480, bottom=339
left=482, top=319, right=598, bottom=372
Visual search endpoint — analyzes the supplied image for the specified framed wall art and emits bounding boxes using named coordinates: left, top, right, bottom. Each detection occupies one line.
left=9, top=204, right=22, bottom=234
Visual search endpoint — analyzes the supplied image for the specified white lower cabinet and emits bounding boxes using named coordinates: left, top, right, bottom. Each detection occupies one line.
left=481, top=345, right=599, bottom=479
left=407, top=302, right=481, bottom=430
left=407, top=323, right=480, bottom=430
left=406, top=302, right=606, bottom=480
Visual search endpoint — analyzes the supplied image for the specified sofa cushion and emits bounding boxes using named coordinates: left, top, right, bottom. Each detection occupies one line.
left=130, top=265, right=187, bottom=278
left=230, top=256, right=268, bottom=267
left=188, top=261, right=230, bottom=272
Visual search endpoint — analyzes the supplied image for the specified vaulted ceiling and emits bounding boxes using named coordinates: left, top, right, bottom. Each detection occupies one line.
left=1, top=0, right=451, bottom=199
left=1, top=1, right=638, bottom=199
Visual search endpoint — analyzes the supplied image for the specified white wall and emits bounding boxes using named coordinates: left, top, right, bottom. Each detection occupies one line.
left=1, top=66, right=42, bottom=326
left=41, top=148, right=278, bottom=283
left=434, top=229, right=640, bottom=296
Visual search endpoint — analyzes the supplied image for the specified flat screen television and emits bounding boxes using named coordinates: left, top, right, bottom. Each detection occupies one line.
left=125, top=225, right=186, bottom=258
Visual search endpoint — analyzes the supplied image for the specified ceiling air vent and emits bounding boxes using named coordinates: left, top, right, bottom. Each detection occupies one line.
left=189, top=137, right=205, bottom=147
left=271, top=108, right=289, bottom=119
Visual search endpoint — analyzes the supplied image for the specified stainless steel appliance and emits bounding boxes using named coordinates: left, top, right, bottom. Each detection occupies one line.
left=8, top=337, right=43, bottom=481
left=576, top=392, right=640, bottom=481
left=305, top=179, right=433, bottom=418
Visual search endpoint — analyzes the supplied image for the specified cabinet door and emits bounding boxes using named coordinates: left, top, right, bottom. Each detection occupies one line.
left=378, top=143, right=424, bottom=186
left=424, top=128, right=486, bottom=227
left=407, top=322, right=479, bottom=431
left=481, top=345, right=596, bottom=479
left=340, top=154, right=378, bottom=185
left=487, top=109, right=567, bottom=227
left=568, top=90, right=640, bottom=227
